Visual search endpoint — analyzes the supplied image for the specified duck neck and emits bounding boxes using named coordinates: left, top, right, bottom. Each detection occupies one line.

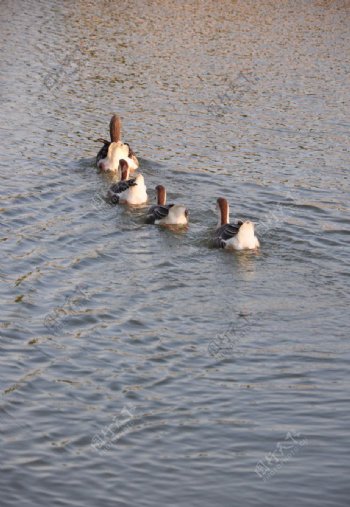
left=218, top=199, right=229, bottom=226
left=120, top=160, right=129, bottom=181
left=157, top=186, right=166, bottom=205
left=110, top=114, right=121, bottom=142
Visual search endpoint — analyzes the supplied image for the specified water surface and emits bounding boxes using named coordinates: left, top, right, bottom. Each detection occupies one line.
left=1, top=1, right=350, bottom=506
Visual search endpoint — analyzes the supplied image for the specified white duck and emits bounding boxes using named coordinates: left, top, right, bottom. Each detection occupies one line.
left=107, top=160, right=147, bottom=205
left=96, top=114, right=139, bottom=175
left=214, top=198, right=259, bottom=250
left=146, top=185, right=189, bottom=225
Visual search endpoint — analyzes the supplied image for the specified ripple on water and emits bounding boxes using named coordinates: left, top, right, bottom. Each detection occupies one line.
left=1, top=1, right=350, bottom=506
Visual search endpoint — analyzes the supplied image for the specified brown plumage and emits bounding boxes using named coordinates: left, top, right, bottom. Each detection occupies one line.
left=217, top=197, right=229, bottom=225
left=109, top=114, right=122, bottom=142
left=155, top=185, right=167, bottom=206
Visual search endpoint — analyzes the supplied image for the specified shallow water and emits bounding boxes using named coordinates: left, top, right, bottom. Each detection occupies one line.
left=1, top=0, right=350, bottom=506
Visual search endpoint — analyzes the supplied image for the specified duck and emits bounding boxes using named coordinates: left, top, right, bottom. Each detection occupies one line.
left=146, top=185, right=189, bottom=225
left=107, top=159, right=147, bottom=205
left=96, top=114, right=139, bottom=175
left=214, top=197, right=259, bottom=250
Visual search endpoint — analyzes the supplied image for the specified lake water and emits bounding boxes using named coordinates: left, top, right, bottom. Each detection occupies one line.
left=1, top=0, right=350, bottom=506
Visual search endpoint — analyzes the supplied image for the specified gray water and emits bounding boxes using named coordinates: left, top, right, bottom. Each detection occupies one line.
left=1, top=0, right=350, bottom=506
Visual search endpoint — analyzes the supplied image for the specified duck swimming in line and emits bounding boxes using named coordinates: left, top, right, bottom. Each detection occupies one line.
left=96, top=114, right=139, bottom=175
left=146, top=185, right=189, bottom=225
left=214, top=198, right=259, bottom=250
left=107, top=159, right=147, bottom=205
